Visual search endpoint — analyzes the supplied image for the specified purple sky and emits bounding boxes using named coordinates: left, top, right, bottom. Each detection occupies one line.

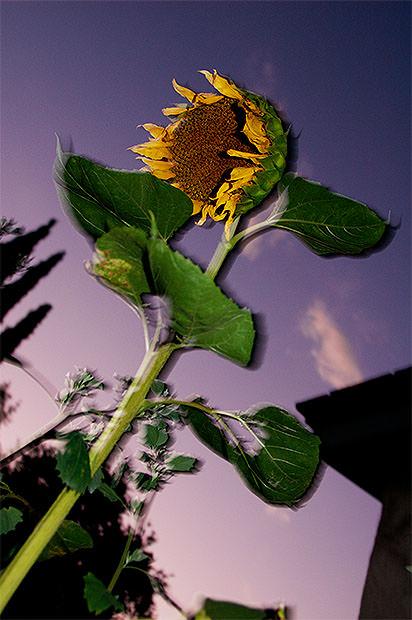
left=1, top=2, right=411, bottom=618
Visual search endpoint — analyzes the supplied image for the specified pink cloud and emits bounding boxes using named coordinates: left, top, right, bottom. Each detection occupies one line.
left=301, top=299, right=363, bottom=389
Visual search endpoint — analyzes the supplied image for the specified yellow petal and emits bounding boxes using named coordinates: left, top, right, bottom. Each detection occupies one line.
left=243, top=113, right=271, bottom=152
left=141, top=123, right=166, bottom=139
left=129, top=142, right=171, bottom=160
left=196, top=205, right=210, bottom=226
left=162, top=105, right=188, bottom=117
left=150, top=169, right=175, bottom=180
left=141, top=158, right=174, bottom=171
left=172, top=79, right=197, bottom=103
left=224, top=168, right=260, bottom=192
left=244, top=112, right=267, bottom=139
left=208, top=208, right=227, bottom=221
left=209, top=194, right=239, bottom=223
left=199, top=69, right=243, bottom=100
left=226, top=149, right=267, bottom=162
left=227, top=166, right=260, bottom=181
left=195, top=93, right=224, bottom=105
left=215, top=181, right=231, bottom=199
left=191, top=199, right=204, bottom=215
left=215, top=192, right=230, bottom=209
left=240, top=98, right=261, bottom=115
left=165, top=119, right=181, bottom=134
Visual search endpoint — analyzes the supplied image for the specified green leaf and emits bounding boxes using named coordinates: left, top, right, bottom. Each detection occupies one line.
left=56, top=432, right=91, bottom=493
left=166, top=454, right=198, bottom=472
left=83, top=572, right=123, bottom=615
left=126, top=548, right=148, bottom=564
left=0, top=506, right=23, bottom=535
left=195, top=598, right=283, bottom=620
left=150, top=379, right=169, bottom=397
left=55, top=148, right=193, bottom=241
left=274, top=174, right=386, bottom=255
left=96, top=482, right=125, bottom=506
left=148, top=239, right=255, bottom=365
left=39, top=519, right=93, bottom=561
left=93, top=227, right=150, bottom=307
left=144, top=422, right=169, bottom=449
left=186, top=405, right=320, bottom=506
left=88, top=468, right=104, bottom=493
left=133, top=472, right=161, bottom=492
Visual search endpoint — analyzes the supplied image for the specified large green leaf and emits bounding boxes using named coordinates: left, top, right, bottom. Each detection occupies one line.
left=148, top=239, right=255, bottom=366
left=186, top=404, right=320, bottom=506
left=93, top=227, right=150, bottom=307
left=274, top=174, right=386, bottom=255
left=55, top=147, right=193, bottom=241
left=39, top=519, right=93, bottom=561
left=91, top=229, right=255, bottom=364
left=195, top=598, right=285, bottom=620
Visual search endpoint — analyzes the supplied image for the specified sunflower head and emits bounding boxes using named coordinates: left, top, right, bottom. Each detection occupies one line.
left=130, top=70, right=287, bottom=237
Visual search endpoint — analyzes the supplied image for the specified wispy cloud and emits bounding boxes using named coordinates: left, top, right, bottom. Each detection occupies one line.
left=301, top=299, right=363, bottom=389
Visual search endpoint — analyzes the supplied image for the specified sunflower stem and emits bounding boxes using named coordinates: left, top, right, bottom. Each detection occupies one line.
left=0, top=210, right=243, bottom=610
left=205, top=217, right=240, bottom=280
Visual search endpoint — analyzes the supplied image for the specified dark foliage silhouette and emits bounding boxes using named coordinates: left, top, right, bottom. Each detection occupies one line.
left=1, top=448, right=155, bottom=618
left=0, top=219, right=64, bottom=363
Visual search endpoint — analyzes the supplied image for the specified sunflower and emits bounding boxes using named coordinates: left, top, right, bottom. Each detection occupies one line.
left=130, top=70, right=287, bottom=237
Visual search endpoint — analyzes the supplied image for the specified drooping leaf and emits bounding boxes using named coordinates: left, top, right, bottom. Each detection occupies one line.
left=148, top=239, right=255, bottom=366
left=93, top=227, right=149, bottom=307
left=274, top=174, right=386, bottom=255
left=195, top=598, right=284, bottom=620
left=83, top=572, right=123, bottom=615
left=166, top=454, right=198, bottom=472
left=55, top=148, right=192, bottom=241
left=144, top=422, right=169, bottom=449
left=0, top=506, right=23, bottom=535
left=186, top=404, right=320, bottom=505
left=91, top=231, right=255, bottom=365
left=55, top=432, right=91, bottom=493
left=39, top=519, right=93, bottom=561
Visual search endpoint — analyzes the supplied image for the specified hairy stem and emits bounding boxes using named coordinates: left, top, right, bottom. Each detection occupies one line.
left=205, top=217, right=239, bottom=280
left=0, top=210, right=242, bottom=610
left=0, top=342, right=175, bottom=613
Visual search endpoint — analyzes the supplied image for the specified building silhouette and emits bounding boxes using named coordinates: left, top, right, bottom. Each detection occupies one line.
left=296, top=367, right=411, bottom=619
